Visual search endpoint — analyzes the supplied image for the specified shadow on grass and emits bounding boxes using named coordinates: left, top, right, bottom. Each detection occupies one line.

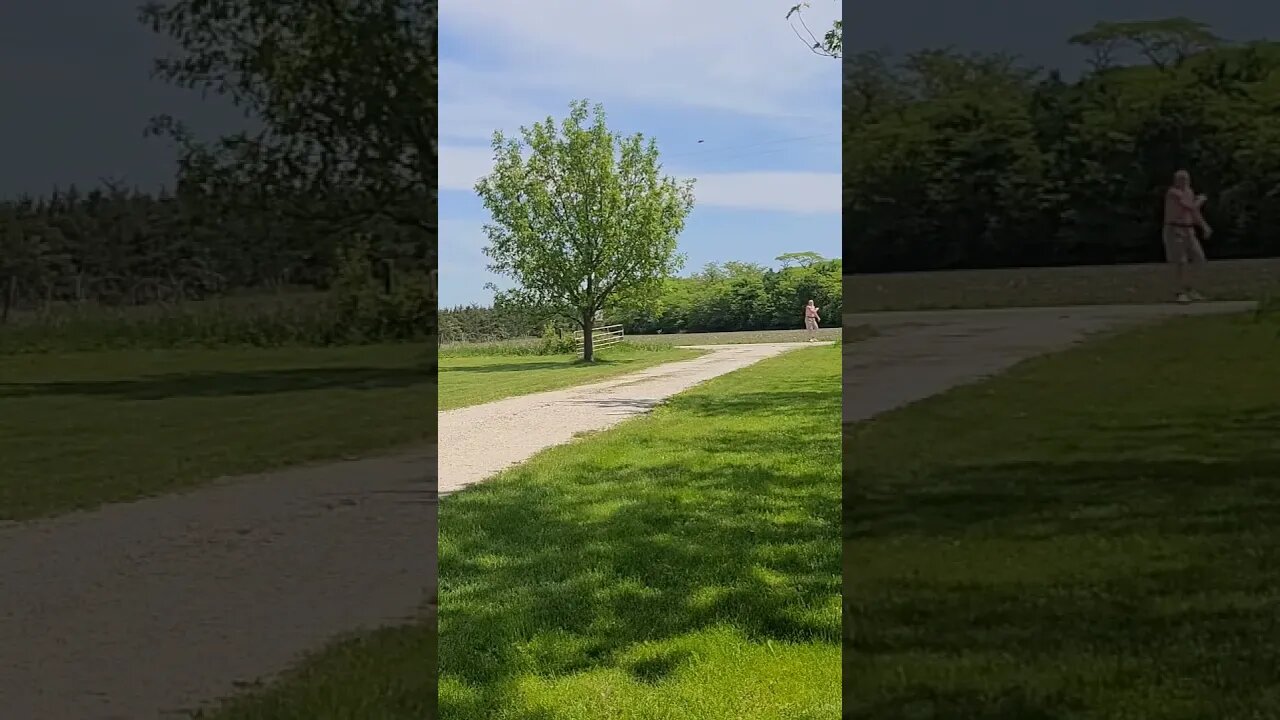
left=440, top=356, right=642, bottom=374
left=673, top=389, right=836, bottom=418
left=440, top=361, right=579, bottom=373
left=439, top=370, right=840, bottom=717
left=845, top=410, right=1280, bottom=717
left=847, top=687, right=1086, bottom=720
left=0, top=366, right=431, bottom=400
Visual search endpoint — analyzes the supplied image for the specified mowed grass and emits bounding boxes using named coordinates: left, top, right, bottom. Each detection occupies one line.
left=439, top=344, right=700, bottom=410
left=627, top=327, right=841, bottom=345
left=0, top=344, right=431, bottom=521
left=194, top=344, right=841, bottom=720
left=847, top=257, right=1280, bottom=312
left=846, top=313, right=1280, bottom=719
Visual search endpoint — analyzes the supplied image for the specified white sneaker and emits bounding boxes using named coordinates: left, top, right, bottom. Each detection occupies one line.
left=1176, top=293, right=1191, bottom=304
left=1189, top=291, right=1205, bottom=301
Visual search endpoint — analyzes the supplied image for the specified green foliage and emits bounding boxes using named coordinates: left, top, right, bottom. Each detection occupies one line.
left=437, top=302, right=551, bottom=345
left=0, top=241, right=431, bottom=354
left=327, top=236, right=433, bottom=344
left=439, top=253, right=842, bottom=345
left=0, top=1, right=438, bottom=350
left=475, top=99, right=695, bottom=360
left=786, top=2, right=841, bottom=59
left=538, top=322, right=578, bottom=355
left=140, top=0, right=436, bottom=242
left=617, top=256, right=843, bottom=334
left=1069, top=17, right=1223, bottom=71
left=846, top=23, right=1280, bottom=272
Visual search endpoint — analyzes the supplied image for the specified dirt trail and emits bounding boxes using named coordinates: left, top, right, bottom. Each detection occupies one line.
left=438, top=342, right=812, bottom=495
left=0, top=341, right=813, bottom=718
left=844, top=302, right=1254, bottom=422
left=0, top=448, right=435, bottom=719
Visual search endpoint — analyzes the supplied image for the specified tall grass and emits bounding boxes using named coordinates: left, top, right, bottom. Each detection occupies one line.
left=438, top=337, right=673, bottom=358
left=0, top=294, right=430, bottom=354
left=0, top=242, right=434, bottom=354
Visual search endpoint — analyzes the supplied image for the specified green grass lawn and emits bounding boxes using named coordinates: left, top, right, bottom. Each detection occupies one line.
left=195, top=344, right=841, bottom=720
left=439, top=345, right=700, bottom=410
left=0, top=344, right=431, bottom=521
left=846, top=313, right=1280, bottom=719
left=440, top=329, right=841, bottom=357
left=847, top=257, right=1280, bottom=312
left=627, top=327, right=842, bottom=345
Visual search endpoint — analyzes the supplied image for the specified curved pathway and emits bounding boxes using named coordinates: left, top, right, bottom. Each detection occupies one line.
left=438, top=342, right=811, bottom=495
left=0, top=448, right=434, bottom=719
left=844, top=302, right=1255, bottom=422
left=0, top=341, right=813, bottom=719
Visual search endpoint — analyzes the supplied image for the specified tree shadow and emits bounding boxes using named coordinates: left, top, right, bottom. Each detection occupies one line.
left=0, top=366, right=431, bottom=401
left=845, top=410, right=1280, bottom=715
left=441, top=356, right=644, bottom=374
left=847, top=686, right=1086, bottom=720
left=673, top=389, right=837, bottom=419
left=438, top=380, right=841, bottom=715
left=440, top=361, right=578, bottom=373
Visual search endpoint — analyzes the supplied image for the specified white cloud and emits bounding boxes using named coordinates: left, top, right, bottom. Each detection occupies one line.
left=439, top=0, right=840, bottom=121
left=685, top=171, right=839, bottom=214
left=438, top=0, right=842, bottom=220
left=441, top=144, right=837, bottom=214
left=438, top=84, right=552, bottom=143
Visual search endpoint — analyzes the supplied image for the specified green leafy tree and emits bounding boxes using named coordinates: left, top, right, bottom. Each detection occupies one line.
left=776, top=251, right=826, bottom=268
left=843, top=18, right=1280, bottom=272
left=475, top=100, right=695, bottom=361
left=1069, top=18, right=1223, bottom=71
left=440, top=254, right=845, bottom=341
left=139, top=0, right=436, bottom=295
left=787, top=2, right=842, bottom=59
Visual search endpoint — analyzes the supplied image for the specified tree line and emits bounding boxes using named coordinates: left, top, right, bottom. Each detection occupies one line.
left=440, top=252, right=842, bottom=343
left=2, top=0, right=435, bottom=337
left=0, top=183, right=426, bottom=318
left=846, top=18, right=1280, bottom=272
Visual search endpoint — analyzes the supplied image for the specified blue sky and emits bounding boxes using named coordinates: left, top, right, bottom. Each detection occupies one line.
left=438, top=1, right=841, bottom=307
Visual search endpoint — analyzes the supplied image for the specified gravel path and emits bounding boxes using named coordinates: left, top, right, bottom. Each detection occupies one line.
left=438, top=342, right=812, bottom=495
left=0, top=448, right=435, bottom=719
left=845, top=302, right=1255, bottom=422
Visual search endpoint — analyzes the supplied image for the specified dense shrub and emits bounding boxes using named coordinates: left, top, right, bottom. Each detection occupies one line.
left=846, top=29, right=1280, bottom=272
left=0, top=238, right=433, bottom=354
left=438, top=255, right=842, bottom=344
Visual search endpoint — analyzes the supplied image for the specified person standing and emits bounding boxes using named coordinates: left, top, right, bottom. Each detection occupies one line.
left=1164, top=169, right=1212, bottom=304
left=804, top=299, right=821, bottom=341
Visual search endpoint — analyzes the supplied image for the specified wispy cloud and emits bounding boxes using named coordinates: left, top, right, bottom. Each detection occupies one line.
left=439, top=1, right=839, bottom=121
left=440, top=147, right=839, bottom=215
left=438, top=0, right=841, bottom=304
left=683, top=171, right=840, bottom=214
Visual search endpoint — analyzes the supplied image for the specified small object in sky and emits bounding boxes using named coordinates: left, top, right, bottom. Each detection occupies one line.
left=697, top=139, right=704, bottom=143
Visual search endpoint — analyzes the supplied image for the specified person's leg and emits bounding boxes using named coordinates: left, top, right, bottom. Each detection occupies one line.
left=1187, top=235, right=1207, bottom=300
left=1163, top=227, right=1190, bottom=302
left=1175, top=261, right=1190, bottom=301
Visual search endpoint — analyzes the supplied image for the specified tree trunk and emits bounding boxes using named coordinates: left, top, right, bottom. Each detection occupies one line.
left=581, top=312, right=595, bottom=362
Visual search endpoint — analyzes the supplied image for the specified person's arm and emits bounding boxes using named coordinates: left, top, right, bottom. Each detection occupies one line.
left=1170, top=188, right=1200, bottom=211
left=1193, top=194, right=1212, bottom=236
left=1196, top=210, right=1212, bottom=237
